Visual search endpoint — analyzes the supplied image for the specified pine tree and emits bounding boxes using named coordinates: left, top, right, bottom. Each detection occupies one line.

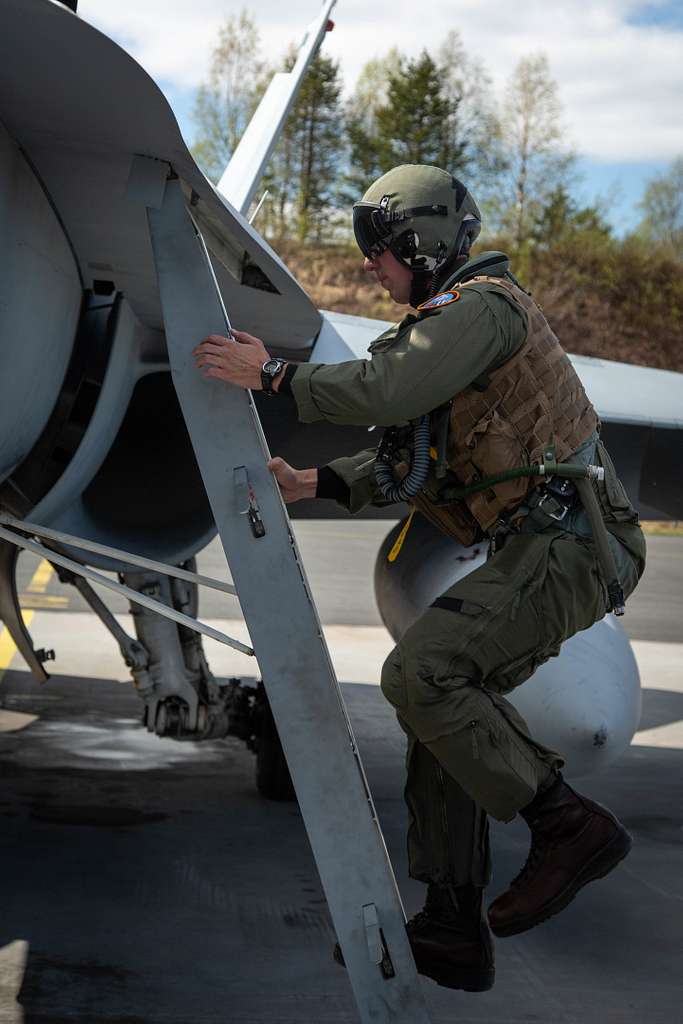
left=532, top=185, right=611, bottom=250
left=262, top=53, right=344, bottom=243
left=345, top=50, right=466, bottom=203
left=343, top=50, right=400, bottom=202
left=376, top=52, right=457, bottom=169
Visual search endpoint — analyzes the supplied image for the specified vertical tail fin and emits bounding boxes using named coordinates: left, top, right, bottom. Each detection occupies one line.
left=217, top=0, right=336, bottom=216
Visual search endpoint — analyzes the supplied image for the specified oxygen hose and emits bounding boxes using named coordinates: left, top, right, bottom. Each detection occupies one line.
left=376, top=435, right=626, bottom=615
left=437, top=458, right=625, bottom=616
left=436, top=460, right=605, bottom=501
left=374, top=416, right=431, bottom=503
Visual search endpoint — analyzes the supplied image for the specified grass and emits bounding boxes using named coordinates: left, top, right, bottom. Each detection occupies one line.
left=277, top=239, right=683, bottom=373
left=640, top=521, right=683, bottom=536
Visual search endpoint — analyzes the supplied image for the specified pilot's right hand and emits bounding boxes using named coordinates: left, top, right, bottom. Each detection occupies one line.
left=267, top=457, right=317, bottom=504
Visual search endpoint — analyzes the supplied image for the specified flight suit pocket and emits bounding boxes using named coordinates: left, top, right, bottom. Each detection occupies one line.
left=427, top=697, right=541, bottom=822
left=594, top=441, right=638, bottom=524
left=478, top=689, right=563, bottom=818
left=452, top=409, right=532, bottom=534
left=436, top=533, right=551, bottom=681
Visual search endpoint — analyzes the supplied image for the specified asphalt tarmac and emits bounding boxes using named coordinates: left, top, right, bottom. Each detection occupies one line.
left=1, top=527, right=682, bottom=1023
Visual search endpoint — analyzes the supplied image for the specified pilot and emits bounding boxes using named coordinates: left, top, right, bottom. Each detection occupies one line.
left=193, top=164, right=646, bottom=993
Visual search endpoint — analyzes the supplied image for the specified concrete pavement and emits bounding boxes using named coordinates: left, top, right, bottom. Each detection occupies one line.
left=0, top=526, right=681, bottom=1023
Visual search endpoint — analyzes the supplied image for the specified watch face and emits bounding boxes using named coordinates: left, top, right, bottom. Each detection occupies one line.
left=263, top=359, right=281, bottom=375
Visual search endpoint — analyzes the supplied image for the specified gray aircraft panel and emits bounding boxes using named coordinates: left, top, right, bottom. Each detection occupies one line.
left=320, top=313, right=683, bottom=430
left=0, top=120, right=82, bottom=481
left=0, top=0, right=321, bottom=352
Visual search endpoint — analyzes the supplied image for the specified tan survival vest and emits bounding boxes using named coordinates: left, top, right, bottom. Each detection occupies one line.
left=410, top=275, right=600, bottom=546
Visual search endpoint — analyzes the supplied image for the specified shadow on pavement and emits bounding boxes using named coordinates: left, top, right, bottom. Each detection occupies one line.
left=0, top=672, right=681, bottom=1022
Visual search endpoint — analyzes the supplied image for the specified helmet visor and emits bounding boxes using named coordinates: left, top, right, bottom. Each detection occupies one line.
left=352, top=202, right=392, bottom=260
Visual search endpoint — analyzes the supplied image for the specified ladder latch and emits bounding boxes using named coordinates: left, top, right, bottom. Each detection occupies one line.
left=362, top=903, right=395, bottom=980
left=233, top=466, right=266, bottom=539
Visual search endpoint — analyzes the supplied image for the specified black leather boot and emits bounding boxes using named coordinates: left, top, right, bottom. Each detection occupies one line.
left=488, top=773, right=632, bottom=938
left=334, top=883, right=495, bottom=992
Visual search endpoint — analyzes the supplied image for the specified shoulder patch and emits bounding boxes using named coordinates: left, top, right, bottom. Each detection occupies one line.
left=417, top=290, right=461, bottom=311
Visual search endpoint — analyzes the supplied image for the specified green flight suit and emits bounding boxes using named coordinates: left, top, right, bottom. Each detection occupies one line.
left=287, top=254, right=646, bottom=886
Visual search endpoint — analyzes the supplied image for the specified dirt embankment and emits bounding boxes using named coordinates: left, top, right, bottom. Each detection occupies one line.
left=279, top=242, right=683, bottom=373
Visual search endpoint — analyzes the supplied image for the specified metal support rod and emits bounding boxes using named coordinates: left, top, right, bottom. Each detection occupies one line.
left=56, top=567, right=146, bottom=665
left=0, top=525, right=254, bottom=656
left=0, top=514, right=238, bottom=596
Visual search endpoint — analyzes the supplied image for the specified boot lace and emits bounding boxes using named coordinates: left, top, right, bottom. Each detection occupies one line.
left=407, top=885, right=454, bottom=933
left=406, top=910, right=431, bottom=934
left=510, top=831, right=547, bottom=889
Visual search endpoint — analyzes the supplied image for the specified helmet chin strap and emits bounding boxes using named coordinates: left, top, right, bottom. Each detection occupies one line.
left=409, top=252, right=470, bottom=309
left=409, top=272, right=433, bottom=308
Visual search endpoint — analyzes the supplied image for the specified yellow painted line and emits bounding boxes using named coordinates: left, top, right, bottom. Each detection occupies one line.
left=0, top=610, right=34, bottom=682
left=26, top=558, right=55, bottom=593
left=0, top=558, right=54, bottom=681
left=0, top=939, right=30, bottom=1004
left=18, top=594, right=68, bottom=609
left=0, top=709, right=38, bottom=733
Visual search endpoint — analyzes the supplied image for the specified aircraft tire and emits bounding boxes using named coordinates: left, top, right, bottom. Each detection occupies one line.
left=255, top=697, right=296, bottom=802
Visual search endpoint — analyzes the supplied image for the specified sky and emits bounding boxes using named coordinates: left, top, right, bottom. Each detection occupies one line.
left=77, top=0, right=683, bottom=234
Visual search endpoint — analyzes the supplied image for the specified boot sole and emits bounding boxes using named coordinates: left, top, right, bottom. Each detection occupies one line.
left=333, top=943, right=495, bottom=992
left=417, top=960, right=495, bottom=992
left=490, top=824, right=633, bottom=938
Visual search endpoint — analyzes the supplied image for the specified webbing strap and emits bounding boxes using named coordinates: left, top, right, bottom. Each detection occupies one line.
left=430, top=595, right=483, bottom=615
left=431, top=596, right=465, bottom=612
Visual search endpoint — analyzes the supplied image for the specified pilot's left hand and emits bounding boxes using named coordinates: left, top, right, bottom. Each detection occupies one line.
left=193, top=330, right=269, bottom=389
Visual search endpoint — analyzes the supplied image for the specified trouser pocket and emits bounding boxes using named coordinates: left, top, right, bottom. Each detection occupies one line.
left=425, top=689, right=562, bottom=823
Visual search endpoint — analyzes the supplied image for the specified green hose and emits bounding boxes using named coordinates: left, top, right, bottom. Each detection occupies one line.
left=433, top=452, right=626, bottom=616
left=437, top=459, right=603, bottom=502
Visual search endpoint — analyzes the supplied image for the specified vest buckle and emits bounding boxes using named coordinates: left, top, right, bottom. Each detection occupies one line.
left=536, top=491, right=570, bottom=521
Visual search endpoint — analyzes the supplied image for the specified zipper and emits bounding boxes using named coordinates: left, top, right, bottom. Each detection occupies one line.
left=437, top=722, right=479, bottom=857
left=470, top=720, right=480, bottom=759
left=437, top=764, right=451, bottom=842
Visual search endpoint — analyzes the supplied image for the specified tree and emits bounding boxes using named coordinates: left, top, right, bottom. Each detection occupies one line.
left=435, top=30, right=506, bottom=194
left=343, top=50, right=400, bottom=202
left=532, top=185, right=611, bottom=250
left=292, top=53, right=344, bottom=242
left=638, top=157, right=683, bottom=258
left=262, top=52, right=344, bottom=243
left=499, top=54, right=574, bottom=249
left=376, top=52, right=458, bottom=169
left=344, top=50, right=460, bottom=199
left=191, top=10, right=267, bottom=183
left=343, top=42, right=504, bottom=212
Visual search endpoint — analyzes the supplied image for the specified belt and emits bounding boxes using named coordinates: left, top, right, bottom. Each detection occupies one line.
left=488, top=480, right=578, bottom=555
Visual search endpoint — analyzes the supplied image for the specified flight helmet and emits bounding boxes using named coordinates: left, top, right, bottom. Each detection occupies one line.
left=353, top=165, right=481, bottom=300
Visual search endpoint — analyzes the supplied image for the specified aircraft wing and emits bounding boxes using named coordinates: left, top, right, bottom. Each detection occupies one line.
left=310, top=311, right=683, bottom=522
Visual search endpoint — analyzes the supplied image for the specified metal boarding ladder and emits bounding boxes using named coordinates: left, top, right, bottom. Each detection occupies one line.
left=1, top=166, right=431, bottom=1023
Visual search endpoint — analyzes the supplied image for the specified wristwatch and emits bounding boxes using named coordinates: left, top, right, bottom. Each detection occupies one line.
left=261, top=357, right=286, bottom=395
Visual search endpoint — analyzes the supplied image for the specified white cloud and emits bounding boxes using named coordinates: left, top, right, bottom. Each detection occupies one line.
left=77, top=0, right=683, bottom=162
